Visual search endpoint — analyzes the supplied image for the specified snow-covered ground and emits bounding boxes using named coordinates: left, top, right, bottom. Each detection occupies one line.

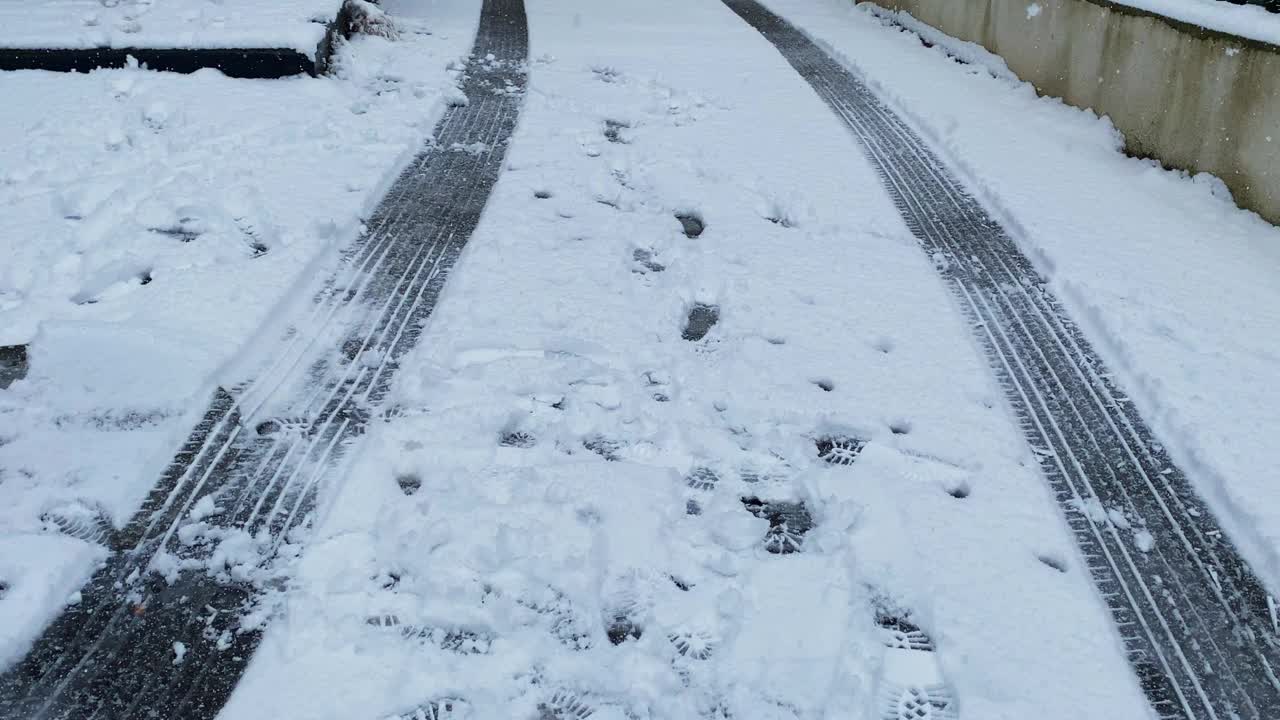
left=2, top=0, right=1279, bottom=716
left=217, top=1, right=1151, bottom=718
left=1, top=0, right=344, bottom=58
left=0, top=0, right=482, bottom=665
left=768, top=0, right=1280, bottom=590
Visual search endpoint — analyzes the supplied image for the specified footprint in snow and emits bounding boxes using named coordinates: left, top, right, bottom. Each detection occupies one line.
left=499, top=430, right=537, bottom=448
left=632, top=248, right=665, bottom=274
left=583, top=435, right=623, bottom=461
left=741, top=496, right=813, bottom=554
left=387, top=698, right=466, bottom=720
left=685, top=466, right=720, bottom=491
left=872, top=601, right=959, bottom=720
left=592, top=66, right=622, bottom=83
left=675, top=212, right=705, bottom=239
left=603, top=119, right=629, bottom=144
left=816, top=435, right=866, bottom=466
left=395, top=473, right=422, bottom=496
left=538, top=691, right=595, bottom=720
left=682, top=303, right=719, bottom=342
left=40, top=499, right=115, bottom=546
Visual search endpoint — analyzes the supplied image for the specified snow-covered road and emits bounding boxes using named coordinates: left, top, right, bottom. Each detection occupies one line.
left=221, top=0, right=1152, bottom=716
left=2, top=0, right=1279, bottom=718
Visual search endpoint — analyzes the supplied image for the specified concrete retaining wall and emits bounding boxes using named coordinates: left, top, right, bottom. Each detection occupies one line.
left=867, top=0, right=1280, bottom=225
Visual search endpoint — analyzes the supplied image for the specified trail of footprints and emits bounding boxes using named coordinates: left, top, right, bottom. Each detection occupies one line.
left=367, top=67, right=963, bottom=720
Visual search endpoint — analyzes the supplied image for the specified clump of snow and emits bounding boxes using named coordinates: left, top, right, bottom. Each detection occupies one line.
left=1026, top=3, right=1043, bottom=19
left=344, top=0, right=400, bottom=41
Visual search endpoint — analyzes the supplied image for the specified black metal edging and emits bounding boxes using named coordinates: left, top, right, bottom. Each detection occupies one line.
left=0, top=46, right=317, bottom=78
left=720, top=1, right=1280, bottom=718
left=0, top=0, right=528, bottom=717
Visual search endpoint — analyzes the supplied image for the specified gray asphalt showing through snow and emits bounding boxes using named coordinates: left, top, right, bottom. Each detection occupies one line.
left=720, top=0, right=1280, bottom=717
left=0, top=1, right=528, bottom=717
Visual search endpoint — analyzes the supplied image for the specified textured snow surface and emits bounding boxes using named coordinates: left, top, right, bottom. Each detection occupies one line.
left=0, top=0, right=1276, bottom=716
left=784, top=0, right=1280, bottom=586
left=219, top=1, right=1147, bottom=718
left=0, top=0, right=481, bottom=665
left=0, top=0, right=343, bottom=56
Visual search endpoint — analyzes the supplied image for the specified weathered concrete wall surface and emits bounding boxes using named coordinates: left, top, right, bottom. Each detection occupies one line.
left=869, top=0, right=1280, bottom=225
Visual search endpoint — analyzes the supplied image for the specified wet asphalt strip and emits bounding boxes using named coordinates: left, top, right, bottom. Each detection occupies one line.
left=719, top=1, right=1280, bottom=718
left=0, top=1, right=528, bottom=717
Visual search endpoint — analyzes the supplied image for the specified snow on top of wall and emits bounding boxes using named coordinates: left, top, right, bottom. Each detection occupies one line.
left=0, top=0, right=345, bottom=58
left=1093, top=0, right=1280, bottom=47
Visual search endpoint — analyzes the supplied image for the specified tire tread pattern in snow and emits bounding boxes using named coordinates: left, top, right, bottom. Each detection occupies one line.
left=719, top=1, right=1280, bottom=718
left=0, top=1, right=528, bottom=717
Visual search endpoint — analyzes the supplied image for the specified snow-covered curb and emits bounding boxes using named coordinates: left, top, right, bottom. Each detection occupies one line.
left=0, top=0, right=484, bottom=665
left=0, top=0, right=345, bottom=59
left=1105, top=0, right=1280, bottom=47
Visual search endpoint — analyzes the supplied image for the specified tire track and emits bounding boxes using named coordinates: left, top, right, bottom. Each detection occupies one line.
left=719, top=1, right=1280, bottom=717
left=0, top=2, right=528, bottom=717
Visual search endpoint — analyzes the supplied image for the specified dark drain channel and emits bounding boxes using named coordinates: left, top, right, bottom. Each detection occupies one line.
left=0, top=1, right=528, bottom=717
left=721, top=1, right=1280, bottom=717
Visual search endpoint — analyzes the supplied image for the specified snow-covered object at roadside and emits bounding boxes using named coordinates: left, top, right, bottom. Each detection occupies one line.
left=0, top=0, right=345, bottom=58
